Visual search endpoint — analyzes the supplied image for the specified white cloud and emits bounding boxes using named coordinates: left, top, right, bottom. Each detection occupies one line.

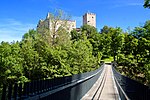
left=0, top=19, right=36, bottom=42
left=127, top=3, right=143, bottom=6
left=0, top=34, right=21, bottom=43
left=112, top=2, right=143, bottom=8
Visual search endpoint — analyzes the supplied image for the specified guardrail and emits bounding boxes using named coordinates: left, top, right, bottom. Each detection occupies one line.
left=112, top=64, right=150, bottom=100
left=1, top=63, right=104, bottom=100
left=112, top=67, right=130, bottom=100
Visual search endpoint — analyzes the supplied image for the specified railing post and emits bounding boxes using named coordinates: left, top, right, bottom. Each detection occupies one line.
left=49, top=79, right=52, bottom=91
left=36, top=80, right=40, bottom=94
left=39, top=80, right=41, bottom=93
left=1, top=84, right=7, bottom=100
left=13, top=83, right=18, bottom=100
left=40, top=80, right=42, bottom=93
left=26, top=82, right=30, bottom=96
left=33, top=80, right=36, bottom=94
left=45, top=79, right=48, bottom=91
left=23, top=82, right=29, bottom=97
left=8, top=84, right=12, bottom=100
left=29, top=81, right=32, bottom=95
left=34, top=80, right=38, bottom=94
left=18, top=83, right=22, bottom=99
left=23, top=82, right=26, bottom=96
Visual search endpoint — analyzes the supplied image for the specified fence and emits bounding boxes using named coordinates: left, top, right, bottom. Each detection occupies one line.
left=1, top=63, right=104, bottom=100
left=112, top=65, right=150, bottom=100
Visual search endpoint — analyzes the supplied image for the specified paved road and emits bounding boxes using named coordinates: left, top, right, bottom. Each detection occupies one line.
left=82, top=64, right=119, bottom=100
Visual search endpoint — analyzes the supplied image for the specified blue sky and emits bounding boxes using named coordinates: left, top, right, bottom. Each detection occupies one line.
left=0, top=0, right=149, bottom=42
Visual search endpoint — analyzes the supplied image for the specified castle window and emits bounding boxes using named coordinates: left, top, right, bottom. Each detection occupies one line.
left=92, top=16, right=94, bottom=18
left=88, top=21, right=90, bottom=22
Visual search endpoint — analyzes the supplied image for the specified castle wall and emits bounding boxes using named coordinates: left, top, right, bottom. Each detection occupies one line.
left=37, top=13, right=76, bottom=34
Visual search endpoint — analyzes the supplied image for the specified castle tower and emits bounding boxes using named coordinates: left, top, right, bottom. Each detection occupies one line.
left=83, top=12, right=96, bottom=27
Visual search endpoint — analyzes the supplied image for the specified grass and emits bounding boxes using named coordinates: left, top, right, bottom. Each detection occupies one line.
left=101, top=56, right=113, bottom=63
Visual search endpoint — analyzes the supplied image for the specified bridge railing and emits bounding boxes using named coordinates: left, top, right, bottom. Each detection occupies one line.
left=1, top=63, right=104, bottom=100
left=112, top=63, right=150, bottom=100
left=112, top=67, right=130, bottom=100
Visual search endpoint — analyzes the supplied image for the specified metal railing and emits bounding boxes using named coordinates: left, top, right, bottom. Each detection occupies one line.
left=112, top=67, right=130, bottom=100
left=112, top=64, right=150, bottom=100
left=1, top=63, right=104, bottom=100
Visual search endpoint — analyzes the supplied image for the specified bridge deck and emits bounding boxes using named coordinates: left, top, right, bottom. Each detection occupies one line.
left=82, top=64, right=119, bottom=100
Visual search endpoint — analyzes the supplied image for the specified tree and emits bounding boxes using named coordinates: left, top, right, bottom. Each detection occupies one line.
left=143, top=20, right=150, bottom=39
left=101, top=25, right=110, bottom=34
left=110, top=27, right=124, bottom=61
left=81, top=24, right=98, bottom=39
left=100, top=26, right=113, bottom=57
left=0, top=41, right=26, bottom=84
left=68, top=39, right=97, bottom=74
left=22, top=29, right=38, bottom=40
left=80, top=25, right=102, bottom=58
left=144, top=0, right=150, bottom=8
left=37, top=9, right=71, bottom=46
left=100, top=27, right=124, bottom=61
left=117, top=21, right=150, bottom=85
left=131, top=27, right=147, bottom=39
left=71, top=29, right=81, bottom=41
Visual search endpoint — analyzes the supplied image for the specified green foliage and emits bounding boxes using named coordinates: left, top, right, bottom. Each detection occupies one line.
left=100, top=23, right=150, bottom=86
left=0, top=42, right=24, bottom=84
left=1, top=10, right=150, bottom=88
left=81, top=24, right=98, bottom=39
left=102, top=56, right=113, bottom=63
left=144, top=0, right=150, bottom=8
left=0, top=25, right=102, bottom=85
left=68, top=39, right=97, bottom=73
left=22, top=29, right=38, bottom=40
left=71, top=29, right=81, bottom=41
left=100, top=26, right=124, bottom=61
left=116, top=21, right=150, bottom=86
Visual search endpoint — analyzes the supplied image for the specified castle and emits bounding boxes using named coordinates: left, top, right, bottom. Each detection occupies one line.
left=37, top=12, right=96, bottom=33
left=83, top=12, right=96, bottom=27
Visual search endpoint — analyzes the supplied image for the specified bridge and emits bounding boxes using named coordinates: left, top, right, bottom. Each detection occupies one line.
left=82, top=64, right=120, bottom=100
left=1, top=63, right=150, bottom=100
